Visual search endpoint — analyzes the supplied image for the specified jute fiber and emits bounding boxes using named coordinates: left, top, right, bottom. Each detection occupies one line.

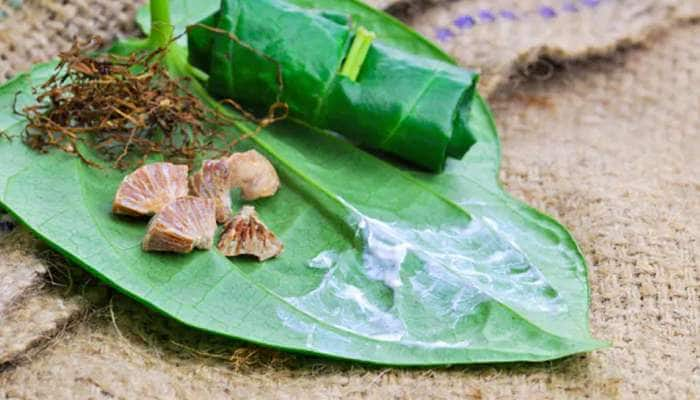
left=0, top=1, right=698, bottom=399
left=407, top=0, right=700, bottom=94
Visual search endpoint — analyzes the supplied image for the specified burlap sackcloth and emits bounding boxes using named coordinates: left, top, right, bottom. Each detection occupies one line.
left=1, top=1, right=698, bottom=399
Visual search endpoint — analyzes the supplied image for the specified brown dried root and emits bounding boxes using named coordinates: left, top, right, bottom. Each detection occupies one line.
left=16, top=36, right=286, bottom=170
left=143, top=196, right=217, bottom=254
left=218, top=206, right=283, bottom=261
left=112, top=162, right=189, bottom=217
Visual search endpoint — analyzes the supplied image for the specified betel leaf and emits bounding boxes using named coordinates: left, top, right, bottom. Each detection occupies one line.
left=286, top=0, right=454, bottom=63
left=135, top=0, right=453, bottom=62
left=187, top=0, right=477, bottom=171
left=0, top=1, right=606, bottom=365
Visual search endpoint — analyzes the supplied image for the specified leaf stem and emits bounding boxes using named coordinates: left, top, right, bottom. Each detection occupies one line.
left=339, top=26, right=376, bottom=82
left=147, top=0, right=173, bottom=50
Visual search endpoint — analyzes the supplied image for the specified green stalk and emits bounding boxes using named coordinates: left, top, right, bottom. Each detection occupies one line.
left=340, top=27, right=376, bottom=82
left=140, top=0, right=209, bottom=82
left=147, top=0, right=174, bottom=50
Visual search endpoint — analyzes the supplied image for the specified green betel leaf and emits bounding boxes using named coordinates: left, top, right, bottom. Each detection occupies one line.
left=0, top=0, right=606, bottom=365
left=186, top=0, right=476, bottom=171
left=136, top=0, right=453, bottom=62
left=285, top=0, right=455, bottom=63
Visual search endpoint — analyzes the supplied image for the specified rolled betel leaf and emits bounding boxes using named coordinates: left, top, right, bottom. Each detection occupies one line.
left=188, top=0, right=479, bottom=171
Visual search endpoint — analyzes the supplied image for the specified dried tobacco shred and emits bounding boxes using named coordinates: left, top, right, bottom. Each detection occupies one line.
left=16, top=37, right=286, bottom=169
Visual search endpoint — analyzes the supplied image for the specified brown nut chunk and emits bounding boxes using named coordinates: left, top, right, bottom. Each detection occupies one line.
left=113, top=162, right=188, bottom=217
left=217, top=206, right=283, bottom=261
left=190, top=158, right=232, bottom=224
left=143, top=196, right=217, bottom=254
left=227, top=150, right=280, bottom=201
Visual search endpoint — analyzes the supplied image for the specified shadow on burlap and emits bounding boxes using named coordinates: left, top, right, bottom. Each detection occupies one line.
left=1, top=1, right=699, bottom=399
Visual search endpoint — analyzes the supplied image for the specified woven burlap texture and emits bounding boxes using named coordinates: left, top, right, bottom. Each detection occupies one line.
left=1, top=1, right=699, bottom=399
left=408, top=0, right=700, bottom=95
left=0, top=250, right=46, bottom=317
left=0, top=0, right=143, bottom=81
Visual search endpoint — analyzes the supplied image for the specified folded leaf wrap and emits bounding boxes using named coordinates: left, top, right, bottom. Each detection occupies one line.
left=188, top=0, right=479, bottom=171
